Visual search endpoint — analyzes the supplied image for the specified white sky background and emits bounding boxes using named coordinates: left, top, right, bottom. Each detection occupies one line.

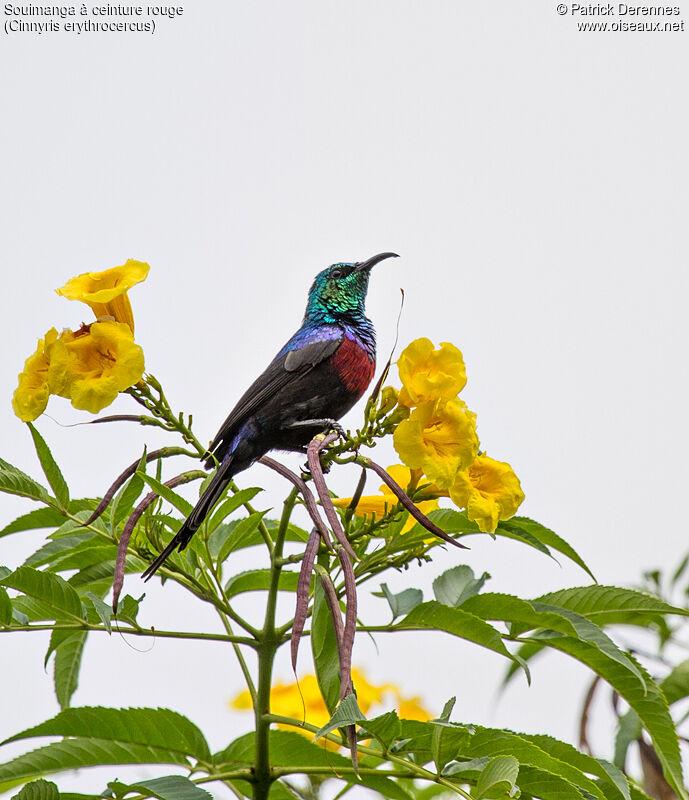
left=1, top=1, right=689, bottom=796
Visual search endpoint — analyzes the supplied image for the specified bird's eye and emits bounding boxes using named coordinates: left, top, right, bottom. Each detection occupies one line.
left=331, top=268, right=343, bottom=280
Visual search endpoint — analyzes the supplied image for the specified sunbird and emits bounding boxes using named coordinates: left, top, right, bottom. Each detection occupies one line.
left=142, top=252, right=398, bottom=579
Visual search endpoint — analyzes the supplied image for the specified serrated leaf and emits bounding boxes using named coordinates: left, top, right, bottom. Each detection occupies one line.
left=137, top=472, right=194, bottom=517
left=0, top=462, right=53, bottom=505
left=0, top=739, right=189, bottom=784
left=24, top=533, right=99, bottom=568
left=11, top=779, right=59, bottom=800
left=54, top=630, right=87, bottom=708
left=27, top=423, right=70, bottom=508
left=396, top=601, right=520, bottom=669
left=534, top=637, right=686, bottom=799
left=108, top=776, right=212, bottom=800
left=660, top=658, right=689, bottom=705
left=0, top=507, right=66, bottom=538
left=0, top=587, right=12, bottom=625
left=311, top=578, right=340, bottom=713
left=474, top=755, right=519, bottom=800
left=4, top=706, right=211, bottom=762
left=111, top=469, right=146, bottom=532
left=432, top=721, right=471, bottom=773
left=516, top=764, right=586, bottom=799
left=433, top=565, right=490, bottom=608
left=207, top=487, right=262, bottom=532
left=84, top=593, right=112, bottom=634
left=359, top=711, right=401, bottom=749
left=376, top=583, right=423, bottom=621
left=216, top=513, right=268, bottom=563
left=498, top=516, right=595, bottom=580
left=224, top=568, right=299, bottom=599
left=214, top=729, right=351, bottom=770
left=1, top=567, right=84, bottom=621
left=314, top=694, right=365, bottom=741
left=537, top=585, right=689, bottom=627
left=115, top=594, right=141, bottom=626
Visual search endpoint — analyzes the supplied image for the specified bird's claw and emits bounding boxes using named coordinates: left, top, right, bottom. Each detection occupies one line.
left=328, top=422, right=346, bottom=440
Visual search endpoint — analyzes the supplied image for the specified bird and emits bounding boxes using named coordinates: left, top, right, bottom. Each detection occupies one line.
left=141, top=252, right=398, bottom=580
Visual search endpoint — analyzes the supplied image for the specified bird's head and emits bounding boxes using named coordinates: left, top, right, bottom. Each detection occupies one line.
left=305, top=252, right=398, bottom=321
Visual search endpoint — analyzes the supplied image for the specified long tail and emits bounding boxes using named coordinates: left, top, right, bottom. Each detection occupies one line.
left=141, top=456, right=237, bottom=581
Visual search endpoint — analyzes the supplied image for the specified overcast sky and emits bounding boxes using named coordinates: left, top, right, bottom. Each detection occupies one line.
left=1, top=2, right=688, bottom=797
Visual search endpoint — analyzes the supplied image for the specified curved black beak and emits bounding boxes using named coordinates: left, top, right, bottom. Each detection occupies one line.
left=354, top=252, right=399, bottom=272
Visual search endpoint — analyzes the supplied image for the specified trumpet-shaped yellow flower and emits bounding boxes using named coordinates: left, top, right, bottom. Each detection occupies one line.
left=332, top=465, right=439, bottom=534
left=393, top=398, right=479, bottom=489
left=55, top=259, right=149, bottom=332
left=230, top=668, right=431, bottom=743
left=48, top=321, right=145, bottom=414
left=449, top=455, right=525, bottom=533
left=11, top=329, right=59, bottom=422
left=398, top=338, right=467, bottom=407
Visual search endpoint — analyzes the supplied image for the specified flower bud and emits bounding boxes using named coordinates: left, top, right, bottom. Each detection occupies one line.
left=377, top=386, right=399, bottom=417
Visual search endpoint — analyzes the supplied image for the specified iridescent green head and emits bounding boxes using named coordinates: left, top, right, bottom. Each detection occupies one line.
left=305, top=252, right=398, bottom=320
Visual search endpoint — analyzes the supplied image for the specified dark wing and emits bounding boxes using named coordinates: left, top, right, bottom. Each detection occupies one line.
left=205, top=334, right=343, bottom=463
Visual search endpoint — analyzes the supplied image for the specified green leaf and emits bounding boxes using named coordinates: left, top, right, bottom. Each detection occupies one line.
left=375, top=583, right=423, bottom=621
left=224, top=568, right=299, bottom=599
left=27, top=423, right=70, bottom=508
left=433, top=565, right=490, bottom=608
left=359, top=710, right=401, bottom=749
left=11, top=779, right=59, bottom=800
left=115, top=594, right=141, bottom=626
left=396, top=601, right=521, bottom=669
left=432, top=721, right=472, bottom=773
left=311, top=577, right=341, bottom=713
left=24, top=533, right=99, bottom=568
left=536, top=585, right=689, bottom=627
left=111, top=466, right=146, bottom=531
left=0, top=739, right=190, bottom=783
left=314, top=694, right=365, bottom=741
left=475, top=755, right=519, bottom=800
left=516, top=764, right=588, bottom=799
left=534, top=637, right=686, bottom=799
left=207, top=487, right=262, bottom=532
left=0, top=460, right=53, bottom=505
left=54, top=630, right=87, bottom=709
left=84, top=592, right=112, bottom=633
left=214, top=512, right=268, bottom=563
left=660, top=658, right=689, bottom=705
left=0, top=587, right=12, bottom=625
left=462, top=593, right=644, bottom=687
left=108, top=776, right=212, bottom=800
left=214, top=729, right=351, bottom=770
left=5, top=706, right=211, bottom=762
left=0, top=507, right=66, bottom=538
left=138, top=472, right=195, bottom=517
left=498, top=516, right=596, bottom=580
left=1, top=567, right=84, bottom=621
left=614, top=709, right=642, bottom=769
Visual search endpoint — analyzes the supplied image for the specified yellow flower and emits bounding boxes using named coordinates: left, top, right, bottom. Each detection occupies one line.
left=229, top=668, right=432, bottom=742
left=332, top=465, right=439, bottom=534
left=12, top=329, right=58, bottom=422
left=397, top=696, right=432, bottom=721
left=398, top=338, right=467, bottom=407
left=55, top=259, right=149, bottom=332
left=393, top=398, right=479, bottom=489
left=449, top=455, right=525, bottom=533
left=48, top=321, right=145, bottom=413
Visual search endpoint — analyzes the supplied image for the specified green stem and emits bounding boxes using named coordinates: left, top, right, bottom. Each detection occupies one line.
left=264, top=715, right=472, bottom=797
left=253, top=486, right=299, bottom=800
left=0, top=623, right=255, bottom=645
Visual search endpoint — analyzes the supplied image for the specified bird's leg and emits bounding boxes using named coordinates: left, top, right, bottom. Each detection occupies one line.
left=286, top=418, right=347, bottom=440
